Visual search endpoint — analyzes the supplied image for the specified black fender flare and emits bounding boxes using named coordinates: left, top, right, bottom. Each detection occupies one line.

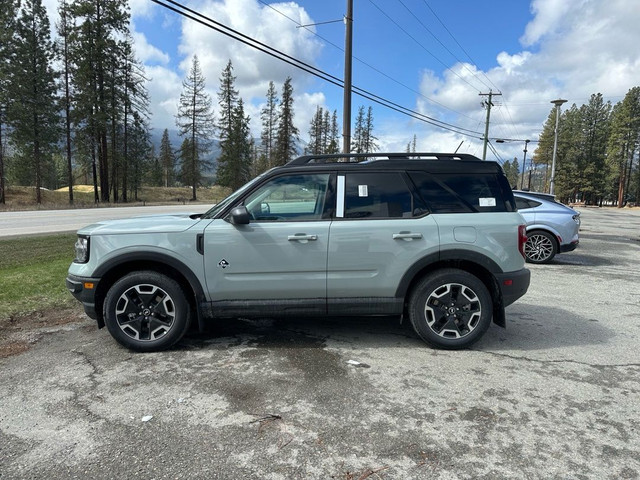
left=394, top=250, right=506, bottom=327
left=94, top=252, right=207, bottom=330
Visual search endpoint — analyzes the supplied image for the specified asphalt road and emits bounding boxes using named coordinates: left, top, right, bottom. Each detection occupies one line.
left=1, top=207, right=639, bottom=479
left=0, top=204, right=210, bottom=237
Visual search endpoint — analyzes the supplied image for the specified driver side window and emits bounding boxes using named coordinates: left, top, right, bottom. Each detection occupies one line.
left=243, top=173, right=332, bottom=222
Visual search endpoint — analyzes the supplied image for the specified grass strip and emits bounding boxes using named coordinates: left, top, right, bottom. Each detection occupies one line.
left=0, top=233, right=77, bottom=319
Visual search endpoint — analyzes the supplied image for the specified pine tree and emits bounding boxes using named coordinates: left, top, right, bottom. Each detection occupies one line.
left=326, top=110, right=340, bottom=154
left=175, top=55, right=215, bottom=200
left=56, top=0, right=75, bottom=204
left=352, top=106, right=365, bottom=153
left=217, top=60, right=238, bottom=144
left=159, top=129, right=175, bottom=187
left=0, top=0, right=19, bottom=204
left=216, top=61, right=252, bottom=189
left=306, top=106, right=324, bottom=154
left=533, top=107, right=559, bottom=192
left=363, top=106, right=379, bottom=153
left=68, top=0, right=130, bottom=202
left=178, top=137, right=196, bottom=188
left=120, top=36, right=150, bottom=202
left=260, top=81, right=278, bottom=169
left=580, top=94, right=611, bottom=205
left=146, top=143, right=162, bottom=187
left=322, top=109, right=331, bottom=153
left=607, top=87, right=640, bottom=207
left=217, top=100, right=252, bottom=190
left=7, top=0, right=60, bottom=204
left=127, top=111, right=149, bottom=201
left=274, top=77, right=299, bottom=165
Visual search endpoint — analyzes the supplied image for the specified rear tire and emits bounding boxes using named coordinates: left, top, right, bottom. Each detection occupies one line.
left=408, top=269, right=492, bottom=349
left=524, top=230, right=557, bottom=264
left=103, top=271, right=191, bottom=352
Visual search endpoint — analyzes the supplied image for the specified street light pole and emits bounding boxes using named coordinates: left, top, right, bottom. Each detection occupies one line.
left=520, top=139, right=530, bottom=189
left=549, top=99, right=567, bottom=195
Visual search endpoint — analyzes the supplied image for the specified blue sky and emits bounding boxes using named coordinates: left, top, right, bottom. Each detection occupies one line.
left=43, top=0, right=640, bottom=163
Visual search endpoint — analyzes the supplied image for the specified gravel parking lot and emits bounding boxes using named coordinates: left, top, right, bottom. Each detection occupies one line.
left=1, top=207, right=639, bottom=479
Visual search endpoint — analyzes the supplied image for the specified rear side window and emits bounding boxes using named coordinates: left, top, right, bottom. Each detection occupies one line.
left=343, top=172, right=416, bottom=219
left=409, top=172, right=509, bottom=213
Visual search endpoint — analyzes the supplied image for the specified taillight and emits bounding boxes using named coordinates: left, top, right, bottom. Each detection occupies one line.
left=518, top=225, right=527, bottom=259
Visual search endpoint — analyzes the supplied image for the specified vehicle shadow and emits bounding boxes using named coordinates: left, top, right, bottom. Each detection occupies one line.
left=179, top=315, right=422, bottom=351
left=177, top=302, right=613, bottom=353
left=478, top=302, right=614, bottom=351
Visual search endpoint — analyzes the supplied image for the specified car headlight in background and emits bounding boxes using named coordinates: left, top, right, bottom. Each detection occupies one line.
left=573, top=214, right=581, bottom=225
left=74, top=236, right=90, bottom=263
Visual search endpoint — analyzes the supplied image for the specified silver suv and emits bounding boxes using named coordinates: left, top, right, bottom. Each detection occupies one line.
left=514, top=190, right=580, bottom=263
left=67, top=153, right=530, bottom=351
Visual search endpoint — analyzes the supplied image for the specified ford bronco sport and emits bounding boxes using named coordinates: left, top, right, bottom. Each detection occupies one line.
left=67, top=153, right=530, bottom=351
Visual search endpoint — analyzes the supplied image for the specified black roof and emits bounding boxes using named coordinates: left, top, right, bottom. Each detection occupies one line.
left=281, top=153, right=504, bottom=174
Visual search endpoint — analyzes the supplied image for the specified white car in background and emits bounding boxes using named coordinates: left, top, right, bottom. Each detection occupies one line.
left=514, top=190, right=580, bottom=264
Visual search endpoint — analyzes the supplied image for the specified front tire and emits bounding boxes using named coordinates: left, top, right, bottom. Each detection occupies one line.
left=408, top=269, right=493, bottom=349
left=103, top=271, right=191, bottom=352
left=524, top=230, right=557, bottom=264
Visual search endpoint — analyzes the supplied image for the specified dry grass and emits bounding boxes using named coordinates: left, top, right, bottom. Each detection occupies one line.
left=0, top=185, right=232, bottom=211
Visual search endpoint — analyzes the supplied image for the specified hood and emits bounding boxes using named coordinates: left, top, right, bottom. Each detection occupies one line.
left=77, top=213, right=203, bottom=235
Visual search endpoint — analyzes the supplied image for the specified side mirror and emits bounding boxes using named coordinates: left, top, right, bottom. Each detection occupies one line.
left=229, top=206, right=250, bottom=225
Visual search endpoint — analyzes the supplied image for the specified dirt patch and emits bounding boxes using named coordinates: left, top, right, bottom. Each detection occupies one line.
left=0, top=306, right=86, bottom=358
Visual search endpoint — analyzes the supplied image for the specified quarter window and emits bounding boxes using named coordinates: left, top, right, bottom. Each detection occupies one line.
left=515, top=198, right=541, bottom=210
left=409, top=172, right=507, bottom=213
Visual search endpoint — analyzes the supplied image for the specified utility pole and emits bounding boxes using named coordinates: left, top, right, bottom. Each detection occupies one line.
left=480, top=91, right=501, bottom=160
left=342, top=0, right=353, bottom=154
left=520, top=139, right=530, bottom=189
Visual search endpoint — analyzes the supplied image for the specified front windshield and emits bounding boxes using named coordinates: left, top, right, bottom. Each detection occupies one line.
left=201, top=169, right=274, bottom=219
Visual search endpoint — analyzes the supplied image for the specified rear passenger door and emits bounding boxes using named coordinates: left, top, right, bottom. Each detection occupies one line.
left=326, top=171, right=439, bottom=314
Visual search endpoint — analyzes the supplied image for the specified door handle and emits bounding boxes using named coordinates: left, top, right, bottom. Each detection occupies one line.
left=288, top=234, right=318, bottom=242
left=393, top=232, right=423, bottom=240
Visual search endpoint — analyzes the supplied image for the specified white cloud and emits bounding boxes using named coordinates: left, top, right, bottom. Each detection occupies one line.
left=129, top=0, right=157, bottom=19
left=145, top=65, right=183, bottom=130
left=520, top=0, right=579, bottom=47
left=132, top=31, right=170, bottom=65
left=417, top=0, right=640, bottom=162
left=176, top=0, right=324, bottom=128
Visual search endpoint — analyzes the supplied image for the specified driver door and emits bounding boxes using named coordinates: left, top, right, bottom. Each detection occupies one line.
left=203, top=172, right=333, bottom=310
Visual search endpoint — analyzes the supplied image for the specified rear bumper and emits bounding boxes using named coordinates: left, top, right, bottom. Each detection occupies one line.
left=66, top=274, right=101, bottom=320
left=496, top=268, right=531, bottom=307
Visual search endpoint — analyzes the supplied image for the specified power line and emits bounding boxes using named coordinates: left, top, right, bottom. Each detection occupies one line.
left=396, top=0, right=493, bottom=92
left=421, top=0, right=502, bottom=93
left=486, top=140, right=504, bottom=163
left=150, top=0, right=483, bottom=138
left=368, top=0, right=482, bottom=94
left=257, top=0, right=476, bottom=122
left=418, top=0, right=528, bottom=139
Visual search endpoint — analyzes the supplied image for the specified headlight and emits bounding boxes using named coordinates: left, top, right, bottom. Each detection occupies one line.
left=74, top=236, right=90, bottom=263
left=572, top=214, right=580, bottom=225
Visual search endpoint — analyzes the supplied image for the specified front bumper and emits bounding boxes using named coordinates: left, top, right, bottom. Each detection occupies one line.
left=496, top=268, right=531, bottom=307
left=560, top=240, right=579, bottom=253
left=66, top=274, right=101, bottom=320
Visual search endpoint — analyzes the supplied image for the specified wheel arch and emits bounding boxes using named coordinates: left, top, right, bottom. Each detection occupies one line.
left=93, top=253, right=206, bottom=330
left=526, top=225, right=561, bottom=247
left=396, top=250, right=506, bottom=328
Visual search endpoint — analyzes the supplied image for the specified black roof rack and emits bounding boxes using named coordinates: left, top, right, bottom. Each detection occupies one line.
left=285, top=152, right=481, bottom=166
